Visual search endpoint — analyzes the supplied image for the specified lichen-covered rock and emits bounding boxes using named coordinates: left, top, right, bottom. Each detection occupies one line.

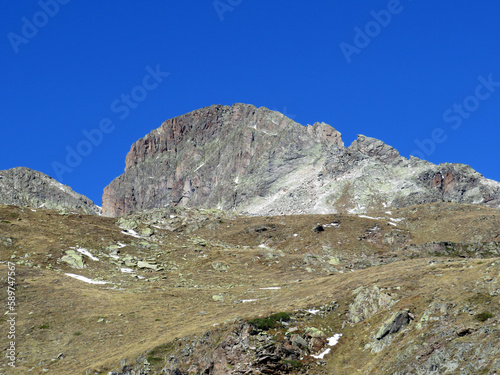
left=348, top=286, right=397, bottom=323
left=61, top=250, right=85, bottom=269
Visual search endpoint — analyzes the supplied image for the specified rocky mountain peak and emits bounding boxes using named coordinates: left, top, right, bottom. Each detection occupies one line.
left=349, top=134, right=400, bottom=163
left=0, top=167, right=100, bottom=215
left=102, top=104, right=500, bottom=217
left=103, top=104, right=345, bottom=217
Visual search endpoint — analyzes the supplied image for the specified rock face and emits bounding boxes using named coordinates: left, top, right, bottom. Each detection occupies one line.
left=0, top=167, right=100, bottom=215
left=102, top=103, right=500, bottom=217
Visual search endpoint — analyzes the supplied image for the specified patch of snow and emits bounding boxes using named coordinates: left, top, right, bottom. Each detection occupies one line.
left=259, top=287, right=281, bottom=290
left=307, top=309, right=320, bottom=315
left=311, top=348, right=331, bottom=359
left=65, top=273, right=108, bottom=285
left=38, top=203, right=45, bottom=208
left=389, top=217, right=404, bottom=222
left=120, top=268, right=135, bottom=273
left=169, top=215, right=176, bottom=219
left=117, top=242, right=127, bottom=248
left=327, top=333, right=342, bottom=346
left=241, top=299, right=259, bottom=303
left=258, top=244, right=267, bottom=248
left=194, top=163, right=205, bottom=172
left=234, top=176, right=239, bottom=185
left=358, top=215, right=378, bottom=220
left=56, top=184, right=67, bottom=192
left=30, top=209, right=36, bottom=212
left=121, top=229, right=141, bottom=238
left=323, top=222, right=339, bottom=228
left=311, top=333, right=342, bottom=359
left=293, top=233, right=298, bottom=237
left=388, top=222, right=397, bottom=227
left=75, top=248, right=99, bottom=261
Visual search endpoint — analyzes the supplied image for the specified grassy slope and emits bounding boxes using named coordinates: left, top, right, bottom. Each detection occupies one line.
left=0, top=203, right=499, bottom=374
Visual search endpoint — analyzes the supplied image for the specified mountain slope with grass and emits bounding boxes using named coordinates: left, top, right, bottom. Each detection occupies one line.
left=1, top=202, right=499, bottom=374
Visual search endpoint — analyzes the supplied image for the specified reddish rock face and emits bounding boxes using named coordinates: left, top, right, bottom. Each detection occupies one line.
left=443, top=172, right=455, bottom=193
left=431, top=172, right=456, bottom=194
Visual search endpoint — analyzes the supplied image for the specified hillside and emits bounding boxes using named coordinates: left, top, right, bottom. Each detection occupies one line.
left=1, top=202, right=499, bottom=374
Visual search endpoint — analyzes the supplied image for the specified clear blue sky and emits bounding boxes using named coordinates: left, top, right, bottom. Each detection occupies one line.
left=2, top=1, right=499, bottom=205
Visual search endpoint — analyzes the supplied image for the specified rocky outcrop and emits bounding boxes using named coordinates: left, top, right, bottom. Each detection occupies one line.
left=103, top=104, right=343, bottom=216
left=102, top=104, right=500, bottom=217
left=0, top=167, right=100, bottom=215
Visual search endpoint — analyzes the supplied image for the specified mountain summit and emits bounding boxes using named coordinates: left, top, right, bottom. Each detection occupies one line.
left=102, top=104, right=500, bottom=217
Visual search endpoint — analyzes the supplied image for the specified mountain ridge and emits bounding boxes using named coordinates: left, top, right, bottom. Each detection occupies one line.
left=0, top=166, right=101, bottom=215
left=102, top=103, right=500, bottom=217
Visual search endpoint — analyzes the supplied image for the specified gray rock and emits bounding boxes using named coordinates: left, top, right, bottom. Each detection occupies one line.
left=211, top=262, right=229, bottom=272
left=0, top=167, right=100, bottom=215
left=349, top=286, right=397, bottom=323
left=0, top=237, right=13, bottom=246
left=61, top=250, right=85, bottom=269
left=137, top=261, right=158, bottom=270
left=376, top=309, right=413, bottom=340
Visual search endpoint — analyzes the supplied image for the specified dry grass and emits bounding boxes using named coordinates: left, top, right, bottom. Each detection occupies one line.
left=0, top=203, right=499, bottom=374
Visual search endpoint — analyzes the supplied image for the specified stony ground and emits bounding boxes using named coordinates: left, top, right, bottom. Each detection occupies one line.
left=0, top=202, right=499, bottom=374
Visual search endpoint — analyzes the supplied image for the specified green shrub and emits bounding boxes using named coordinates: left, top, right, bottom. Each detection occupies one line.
left=147, top=355, right=163, bottom=365
left=73, top=331, right=82, bottom=336
left=248, top=312, right=291, bottom=330
left=475, top=312, right=494, bottom=322
left=39, top=324, right=50, bottom=329
left=269, top=312, right=291, bottom=322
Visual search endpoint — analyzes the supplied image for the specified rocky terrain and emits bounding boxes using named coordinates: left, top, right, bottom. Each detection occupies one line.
left=0, top=167, right=101, bottom=215
left=103, top=104, right=500, bottom=217
left=1, top=202, right=499, bottom=374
